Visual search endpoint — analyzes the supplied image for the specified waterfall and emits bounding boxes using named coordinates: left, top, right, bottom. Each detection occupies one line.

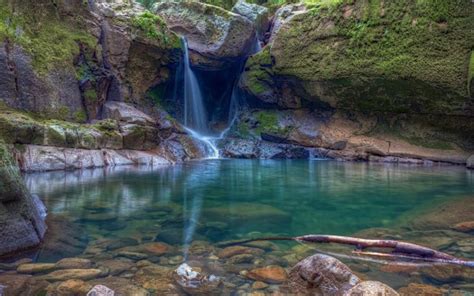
left=180, top=35, right=262, bottom=159
left=183, top=38, right=209, bottom=133
left=181, top=37, right=220, bottom=159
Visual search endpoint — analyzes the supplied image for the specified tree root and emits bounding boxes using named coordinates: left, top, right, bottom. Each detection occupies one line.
left=218, top=234, right=474, bottom=267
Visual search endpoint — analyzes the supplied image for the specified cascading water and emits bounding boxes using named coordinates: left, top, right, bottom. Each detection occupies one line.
left=181, top=37, right=220, bottom=159
left=180, top=35, right=262, bottom=159
left=183, top=38, right=208, bottom=133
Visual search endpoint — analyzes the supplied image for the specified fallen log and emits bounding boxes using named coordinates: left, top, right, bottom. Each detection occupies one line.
left=218, top=234, right=474, bottom=267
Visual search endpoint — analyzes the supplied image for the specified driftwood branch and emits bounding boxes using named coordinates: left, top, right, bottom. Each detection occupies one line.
left=219, top=234, right=474, bottom=268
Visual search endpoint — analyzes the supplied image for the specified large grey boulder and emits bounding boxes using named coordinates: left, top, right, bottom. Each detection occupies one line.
left=0, top=142, right=47, bottom=256
left=231, top=0, right=270, bottom=40
left=155, top=0, right=255, bottom=69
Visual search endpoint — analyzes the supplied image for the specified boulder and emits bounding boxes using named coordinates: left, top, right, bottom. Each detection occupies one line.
left=288, top=254, right=360, bottom=295
left=344, top=281, right=399, bottom=296
left=102, top=101, right=155, bottom=126
left=231, top=0, right=269, bottom=40
left=155, top=0, right=255, bottom=69
left=0, top=142, right=47, bottom=256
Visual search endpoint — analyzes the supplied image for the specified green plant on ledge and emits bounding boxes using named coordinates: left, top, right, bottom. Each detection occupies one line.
left=132, top=11, right=169, bottom=44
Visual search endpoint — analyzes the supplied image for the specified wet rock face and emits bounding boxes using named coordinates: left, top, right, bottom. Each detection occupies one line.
left=231, top=0, right=269, bottom=40
left=0, top=142, right=47, bottom=256
left=287, top=254, right=360, bottom=295
left=0, top=43, right=84, bottom=121
left=155, top=0, right=255, bottom=69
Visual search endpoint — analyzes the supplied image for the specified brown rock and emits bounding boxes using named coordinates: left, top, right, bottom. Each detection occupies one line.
left=252, top=281, right=269, bottom=290
left=142, top=242, right=170, bottom=255
left=344, top=281, right=399, bottom=296
left=53, top=279, right=93, bottom=296
left=246, top=266, right=288, bottom=284
left=452, top=221, right=474, bottom=233
left=55, top=258, right=93, bottom=269
left=17, top=263, right=56, bottom=274
left=398, top=283, right=444, bottom=296
left=88, top=277, right=149, bottom=296
left=420, top=264, right=474, bottom=283
left=97, top=259, right=135, bottom=276
left=380, top=263, right=419, bottom=274
left=40, top=269, right=104, bottom=281
left=218, top=246, right=264, bottom=259
left=0, top=272, right=48, bottom=296
left=288, top=254, right=360, bottom=295
left=133, top=265, right=179, bottom=294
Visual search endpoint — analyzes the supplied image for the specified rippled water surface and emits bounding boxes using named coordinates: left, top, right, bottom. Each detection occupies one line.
left=15, top=160, right=474, bottom=292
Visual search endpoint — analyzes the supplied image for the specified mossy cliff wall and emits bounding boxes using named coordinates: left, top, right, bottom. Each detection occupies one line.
left=0, top=0, right=180, bottom=123
left=240, top=0, right=474, bottom=150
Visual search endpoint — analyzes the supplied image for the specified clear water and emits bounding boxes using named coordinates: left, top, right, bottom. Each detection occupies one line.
left=15, top=160, right=474, bottom=292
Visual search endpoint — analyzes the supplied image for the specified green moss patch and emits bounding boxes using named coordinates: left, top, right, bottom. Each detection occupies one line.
left=132, top=11, right=175, bottom=45
left=0, top=1, right=96, bottom=75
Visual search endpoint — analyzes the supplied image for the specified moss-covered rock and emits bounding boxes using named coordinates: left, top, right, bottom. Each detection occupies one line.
left=0, top=140, right=47, bottom=256
left=240, top=0, right=474, bottom=151
left=155, top=0, right=256, bottom=69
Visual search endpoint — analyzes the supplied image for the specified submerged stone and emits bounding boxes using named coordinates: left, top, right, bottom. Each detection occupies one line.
left=288, top=254, right=360, bottom=295
left=408, top=197, right=474, bottom=231
left=17, top=263, right=56, bottom=274
left=203, top=203, right=291, bottom=229
left=55, top=258, right=93, bottom=270
left=97, top=259, right=135, bottom=276
left=40, top=269, right=104, bottom=281
left=246, top=265, right=288, bottom=284
left=344, top=281, right=399, bottom=296
left=48, top=279, right=92, bottom=296
left=217, top=246, right=264, bottom=259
